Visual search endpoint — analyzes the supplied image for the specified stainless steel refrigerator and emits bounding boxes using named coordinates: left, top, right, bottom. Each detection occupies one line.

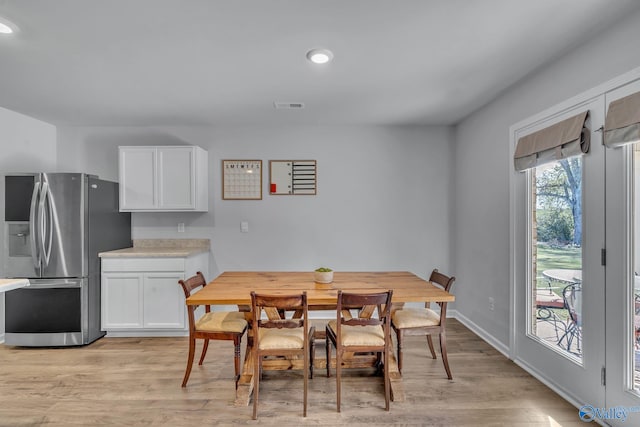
left=3, top=173, right=131, bottom=346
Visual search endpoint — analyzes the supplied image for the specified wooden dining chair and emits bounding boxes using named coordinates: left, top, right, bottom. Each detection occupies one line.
left=325, top=290, right=393, bottom=412
left=178, top=272, right=248, bottom=387
left=250, top=291, right=314, bottom=420
left=391, top=268, right=455, bottom=379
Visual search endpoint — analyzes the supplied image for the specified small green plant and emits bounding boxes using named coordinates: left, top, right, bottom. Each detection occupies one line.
left=315, top=267, right=333, bottom=272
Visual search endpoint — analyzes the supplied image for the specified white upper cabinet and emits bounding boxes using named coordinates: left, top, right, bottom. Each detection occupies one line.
left=119, top=147, right=157, bottom=210
left=119, top=146, right=208, bottom=211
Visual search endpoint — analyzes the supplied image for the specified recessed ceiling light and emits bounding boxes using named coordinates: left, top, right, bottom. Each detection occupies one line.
left=0, top=17, right=18, bottom=34
left=306, top=48, right=333, bottom=65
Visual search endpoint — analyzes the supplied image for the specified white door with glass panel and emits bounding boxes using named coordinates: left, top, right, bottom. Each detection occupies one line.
left=603, top=79, right=640, bottom=426
left=512, top=97, right=606, bottom=412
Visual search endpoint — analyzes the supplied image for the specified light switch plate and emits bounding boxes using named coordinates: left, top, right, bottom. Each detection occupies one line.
left=240, top=221, right=249, bottom=233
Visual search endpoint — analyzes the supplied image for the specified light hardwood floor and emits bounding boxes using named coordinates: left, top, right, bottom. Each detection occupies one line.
left=0, top=319, right=584, bottom=426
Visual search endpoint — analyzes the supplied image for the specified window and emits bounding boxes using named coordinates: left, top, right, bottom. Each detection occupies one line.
left=530, top=157, right=583, bottom=361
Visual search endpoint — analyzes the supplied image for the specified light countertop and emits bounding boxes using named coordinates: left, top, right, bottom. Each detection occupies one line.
left=99, top=239, right=209, bottom=258
left=0, top=278, right=30, bottom=292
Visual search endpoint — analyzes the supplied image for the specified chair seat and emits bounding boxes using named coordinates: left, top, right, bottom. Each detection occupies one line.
left=327, top=320, right=385, bottom=346
left=258, top=327, right=305, bottom=349
left=392, top=308, right=440, bottom=329
left=195, top=311, right=247, bottom=333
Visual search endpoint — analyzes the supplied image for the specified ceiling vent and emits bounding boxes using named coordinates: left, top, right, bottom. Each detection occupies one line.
left=273, top=102, right=305, bottom=109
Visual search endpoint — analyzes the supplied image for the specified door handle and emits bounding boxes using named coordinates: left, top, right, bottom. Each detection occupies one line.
left=45, top=186, right=53, bottom=266
left=38, top=181, right=50, bottom=267
left=26, top=280, right=83, bottom=289
left=29, top=181, right=40, bottom=269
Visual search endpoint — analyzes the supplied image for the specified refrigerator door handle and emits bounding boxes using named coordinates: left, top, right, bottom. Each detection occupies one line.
left=43, top=182, right=53, bottom=266
left=26, top=278, right=83, bottom=289
left=38, top=181, right=50, bottom=267
left=29, top=181, right=41, bottom=269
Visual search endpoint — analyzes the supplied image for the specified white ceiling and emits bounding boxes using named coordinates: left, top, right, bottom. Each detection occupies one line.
left=0, top=0, right=638, bottom=127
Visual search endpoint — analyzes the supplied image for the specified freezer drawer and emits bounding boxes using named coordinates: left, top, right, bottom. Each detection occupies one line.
left=3, top=278, right=104, bottom=346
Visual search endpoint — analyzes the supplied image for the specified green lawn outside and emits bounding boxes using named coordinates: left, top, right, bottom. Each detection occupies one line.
left=536, top=244, right=582, bottom=272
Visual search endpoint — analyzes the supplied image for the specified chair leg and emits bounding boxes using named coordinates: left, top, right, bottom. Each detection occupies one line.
left=375, top=351, right=383, bottom=373
left=198, top=339, right=209, bottom=365
left=326, top=333, right=331, bottom=378
left=426, top=334, right=437, bottom=359
left=233, top=336, right=242, bottom=387
left=384, top=346, right=390, bottom=411
left=558, top=324, right=573, bottom=351
left=439, top=333, right=453, bottom=380
left=310, top=334, right=315, bottom=379
left=182, top=337, right=197, bottom=387
left=252, top=351, right=260, bottom=420
left=566, top=325, right=575, bottom=351
left=304, top=343, right=309, bottom=417
left=336, top=349, right=341, bottom=413
left=396, top=329, right=404, bottom=373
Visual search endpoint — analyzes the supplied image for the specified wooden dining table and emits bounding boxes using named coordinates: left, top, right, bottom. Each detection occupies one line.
left=186, top=271, right=455, bottom=406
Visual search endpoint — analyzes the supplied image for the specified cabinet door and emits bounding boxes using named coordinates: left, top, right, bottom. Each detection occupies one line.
left=158, top=147, right=195, bottom=209
left=119, top=147, right=156, bottom=210
left=101, top=273, right=144, bottom=329
left=143, top=272, right=185, bottom=329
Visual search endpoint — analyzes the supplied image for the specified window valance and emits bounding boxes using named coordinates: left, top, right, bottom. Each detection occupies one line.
left=604, top=90, right=640, bottom=148
left=514, top=111, right=590, bottom=171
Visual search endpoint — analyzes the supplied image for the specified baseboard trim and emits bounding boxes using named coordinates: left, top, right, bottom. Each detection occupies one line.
left=105, top=331, right=189, bottom=338
left=449, top=310, right=510, bottom=357
left=512, top=356, right=583, bottom=408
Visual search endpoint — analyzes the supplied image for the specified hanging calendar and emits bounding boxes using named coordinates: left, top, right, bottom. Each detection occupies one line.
left=222, top=160, right=262, bottom=200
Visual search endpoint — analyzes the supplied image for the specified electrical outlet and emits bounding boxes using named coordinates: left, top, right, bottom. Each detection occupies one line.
left=488, top=297, right=495, bottom=311
left=178, top=223, right=185, bottom=233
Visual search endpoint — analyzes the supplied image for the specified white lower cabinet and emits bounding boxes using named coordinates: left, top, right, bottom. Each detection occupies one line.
left=102, top=272, right=146, bottom=329
left=101, top=254, right=207, bottom=336
left=143, top=272, right=185, bottom=329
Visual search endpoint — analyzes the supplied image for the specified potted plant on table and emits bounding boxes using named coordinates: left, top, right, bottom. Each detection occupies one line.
left=314, top=267, right=334, bottom=284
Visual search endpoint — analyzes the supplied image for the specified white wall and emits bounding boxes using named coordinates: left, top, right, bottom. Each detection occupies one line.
left=0, top=106, right=57, bottom=338
left=454, top=7, right=640, bottom=349
left=0, top=107, right=56, bottom=173
left=57, top=124, right=454, bottom=282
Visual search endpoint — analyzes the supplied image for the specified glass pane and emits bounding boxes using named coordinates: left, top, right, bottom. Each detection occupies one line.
left=530, top=158, right=583, bottom=360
